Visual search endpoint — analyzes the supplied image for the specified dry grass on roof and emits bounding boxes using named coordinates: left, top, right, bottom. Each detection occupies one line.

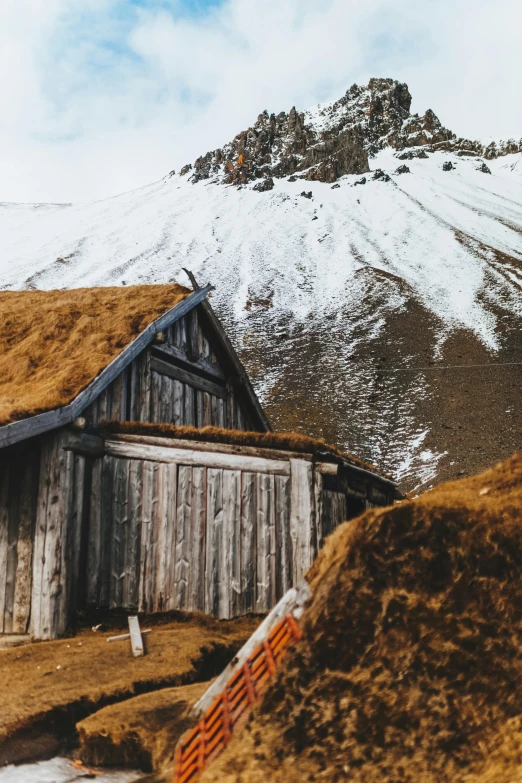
left=0, top=284, right=189, bottom=426
left=102, top=420, right=389, bottom=478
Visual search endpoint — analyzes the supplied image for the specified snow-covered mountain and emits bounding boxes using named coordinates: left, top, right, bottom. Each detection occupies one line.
left=1, top=79, right=521, bottom=492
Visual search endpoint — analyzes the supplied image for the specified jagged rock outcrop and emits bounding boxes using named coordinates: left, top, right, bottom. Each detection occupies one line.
left=188, top=104, right=369, bottom=186
left=177, top=77, right=521, bottom=187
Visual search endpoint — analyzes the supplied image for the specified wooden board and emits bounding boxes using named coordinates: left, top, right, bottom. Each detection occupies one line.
left=222, top=470, right=241, bottom=618
left=205, top=468, right=223, bottom=617
left=123, top=459, right=143, bottom=609
left=289, top=459, right=316, bottom=585
left=86, top=458, right=103, bottom=606
left=156, top=462, right=176, bottom=612
left=175, top=465, right=192, bottom=610
left=66, top=453, right=86, bottom=624
left=31, top=433, right=70, bottom=639
left=3, top=466, right=18, bottom=633
left=0, top=466, right=9, bottom=633
left=240, top=472, right=256, bottom=615
left=113, top=432, right=312, bottom=464
left=128, top=615, right=144, bottom=657
left=151, top=356, right=227, bottom=400
left=188, top=466, right=206, bottom=612
left=138, top=460, right=158, bottom=613
left=275, top=474, right=292, bottom=600
left=256, top=473, right=276, bottom=613
left=98, top=455, right=115, bottom=608
left=105, top=439, right=291, bottom=476
left=109, top=457, right=129, bottom=608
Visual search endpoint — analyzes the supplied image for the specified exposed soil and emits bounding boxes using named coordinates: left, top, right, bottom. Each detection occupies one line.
left=200, top=452, right=522, bottom=783
left=0, top=611, right=259, bottom=766
left=77, top=682, right=208, bottom=781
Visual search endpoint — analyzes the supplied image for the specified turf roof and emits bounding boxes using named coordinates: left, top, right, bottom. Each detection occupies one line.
left=102, top=421, right=395, bottom=483
left=0, top=284, right=189, bottom=426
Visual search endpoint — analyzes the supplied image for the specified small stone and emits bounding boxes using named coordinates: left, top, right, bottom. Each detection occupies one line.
left=300, top=191, right=313, bottom=199
left=442, top=161, right=454, bottom=171
left=477, top=162, right=491, bottom=174
left=331, top=183, right=340, bottom=189
left=395, top=164, right=410, bottom=175
left=312, top=216, right=318, bottom=221
left=179, top=164, right=192, bottom=176
left=288, top=176, right=297, bottom=182
left=354, top=177, right=366, bottom=186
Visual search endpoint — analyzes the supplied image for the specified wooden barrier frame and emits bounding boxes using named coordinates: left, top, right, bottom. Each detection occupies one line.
left=173, top=612, right=302, bottom=783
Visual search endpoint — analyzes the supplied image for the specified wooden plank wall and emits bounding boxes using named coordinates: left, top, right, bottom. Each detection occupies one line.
left=0, top=448, right=39, bottom=635
left=83, top=309, right=252, bottom=431
left=322, top=490, right=348, bottom=541
left=86, top=452, right=315, bottom=619
left=30, top=432, right=87, bottom=640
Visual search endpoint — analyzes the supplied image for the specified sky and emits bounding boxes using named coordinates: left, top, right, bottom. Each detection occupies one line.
left=1, top=0, right=521, bottom=204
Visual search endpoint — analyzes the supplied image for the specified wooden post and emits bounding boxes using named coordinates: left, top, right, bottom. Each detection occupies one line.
left=128, top=615, right=144, bottom=657
left=188, top=467, right=206, bottom=613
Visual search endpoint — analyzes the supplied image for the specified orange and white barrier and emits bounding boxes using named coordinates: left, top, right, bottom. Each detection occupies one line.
left=173, top=585, right=310, bottom=783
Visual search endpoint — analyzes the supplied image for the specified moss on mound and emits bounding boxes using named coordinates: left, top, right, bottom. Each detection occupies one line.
left=201, top=453, right=522, bottom=783
left=77, top=682, right=208, bottom=779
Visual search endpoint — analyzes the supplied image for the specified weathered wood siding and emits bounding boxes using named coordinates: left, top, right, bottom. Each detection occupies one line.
left=322, top=490, right=348, bottom=540
left=0, top=447, right=39, bottom=634
left=83, top=309, right=253, bottom=431
left=0, top=434, right=391, bottom=639
left=85, top=445, right=325, bottom=618
left=30, top=432, right=87, bottom=640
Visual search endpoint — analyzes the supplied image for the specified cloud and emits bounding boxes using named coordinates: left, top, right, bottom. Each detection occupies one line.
left=0, top=0, right=520, bottom=202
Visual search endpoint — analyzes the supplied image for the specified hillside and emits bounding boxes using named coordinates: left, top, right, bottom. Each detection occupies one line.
left=0, top=78, right=521, bottom=492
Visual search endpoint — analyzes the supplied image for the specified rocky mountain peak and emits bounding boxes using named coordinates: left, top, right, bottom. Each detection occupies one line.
left=178, top=77, right=521, bottom=187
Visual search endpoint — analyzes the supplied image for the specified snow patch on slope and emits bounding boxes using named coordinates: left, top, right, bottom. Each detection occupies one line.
left=0, top=150, right=520, bottom=485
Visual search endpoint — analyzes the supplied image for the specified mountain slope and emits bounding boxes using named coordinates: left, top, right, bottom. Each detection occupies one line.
left=0, top=80, right=521, bottom=492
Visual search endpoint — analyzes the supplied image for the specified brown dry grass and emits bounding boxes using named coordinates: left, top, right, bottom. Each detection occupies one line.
left=0, top=612, right=258, bottom=764
left=201, top=452, right=522, bottom=783
left=77, top=682, right=208, bottom=778
left=0, top=284, right=189, bottom=425
left=102, top=421, right=388, bottom=477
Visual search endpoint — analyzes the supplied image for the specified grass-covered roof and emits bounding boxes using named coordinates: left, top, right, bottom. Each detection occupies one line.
left=0, top=284, right=189, bottom=425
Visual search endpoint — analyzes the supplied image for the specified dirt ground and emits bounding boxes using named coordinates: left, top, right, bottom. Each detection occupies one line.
left=200, top=452, right=522, bottom=783
left=0, top=611, right=259, bottom=766
left=77, top=682, right=208, bottom=781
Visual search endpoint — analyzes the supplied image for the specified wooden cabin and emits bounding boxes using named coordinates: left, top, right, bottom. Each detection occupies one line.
left=0, top=281, right=399, bottom=640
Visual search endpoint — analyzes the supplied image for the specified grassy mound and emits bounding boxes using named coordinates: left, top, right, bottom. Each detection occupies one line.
left=0, top=612, right=258, bottom=766
left=77, top=682, right=208, bottom=779
left=201, top=453, right=522, bottom=782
